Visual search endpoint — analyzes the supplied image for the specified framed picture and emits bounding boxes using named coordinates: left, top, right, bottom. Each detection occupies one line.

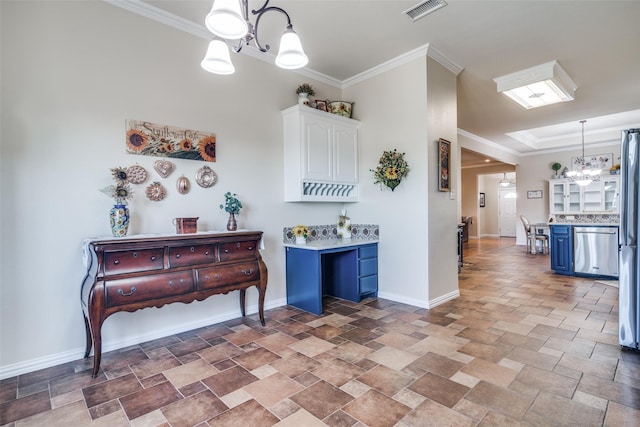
left=438, top=138, right=450, bottom=192
left=315, top=99, right=328, bottom=112
left=527, top=190, right=543, bottom=199
left=571, top=153, right=613, bottom=171
left=479, top=192, right=485, bottom=207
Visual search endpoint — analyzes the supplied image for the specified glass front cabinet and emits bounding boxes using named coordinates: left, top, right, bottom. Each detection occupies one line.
left=548, top=176, right=619, bottom=214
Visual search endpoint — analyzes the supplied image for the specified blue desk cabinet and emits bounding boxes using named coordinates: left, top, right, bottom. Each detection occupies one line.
left=550, top=225, right=573, bottom=275
left=285, top=242, right=378, bottom=315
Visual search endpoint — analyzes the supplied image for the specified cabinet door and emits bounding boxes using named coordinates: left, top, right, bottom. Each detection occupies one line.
left=549, top=181, right=566, bottom=214
left=333, top=122, right=358, bottom=184
left=603, top=177, right=619, bottom=212
left=302, top=115, right=332, bottom=181
left=566, top=182, right=581, bottom=212
left=550, top=226, right=573, bottom=274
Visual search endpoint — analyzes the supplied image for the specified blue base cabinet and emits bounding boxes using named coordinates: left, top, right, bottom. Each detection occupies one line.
left=285, top=242, right=378, bottom=315
left=550, top=225, right=573, bottom=275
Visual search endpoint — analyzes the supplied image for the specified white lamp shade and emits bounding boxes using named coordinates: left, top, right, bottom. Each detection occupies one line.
left=205, top=0, right=248, bottom=39
left=275, top=29, right=308, bottom=69
left=201, top=40, right=235, bottom=75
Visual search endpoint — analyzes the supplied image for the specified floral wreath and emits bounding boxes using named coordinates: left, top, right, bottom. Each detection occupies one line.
left=371, top=149, right=409, bottom=191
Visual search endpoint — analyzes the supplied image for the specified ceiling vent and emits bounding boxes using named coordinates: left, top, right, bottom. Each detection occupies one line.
left=403, top=0, right=448, bottom=21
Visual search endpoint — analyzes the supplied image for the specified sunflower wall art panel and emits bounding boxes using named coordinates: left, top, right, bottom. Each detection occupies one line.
left=126, top=119, right=217, bottom=162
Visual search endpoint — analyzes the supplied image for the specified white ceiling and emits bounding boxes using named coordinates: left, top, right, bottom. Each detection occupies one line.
left=127, top=0, right=640, bottom=159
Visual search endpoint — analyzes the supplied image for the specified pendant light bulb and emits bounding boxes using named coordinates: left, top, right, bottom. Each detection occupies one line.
left=205, top=0, right=248, bottom=40
left=275, top=28, right=308, bottom=69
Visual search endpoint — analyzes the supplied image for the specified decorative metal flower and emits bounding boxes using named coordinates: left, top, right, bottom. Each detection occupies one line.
left=371, top=149, right=409, bottom=191
left=100, top=167, right=134, bottom=205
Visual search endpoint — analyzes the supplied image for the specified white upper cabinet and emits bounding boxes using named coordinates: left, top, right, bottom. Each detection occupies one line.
left=549, top=176, right=619, bottom=214
left=283, top=105, right=360, bottom=202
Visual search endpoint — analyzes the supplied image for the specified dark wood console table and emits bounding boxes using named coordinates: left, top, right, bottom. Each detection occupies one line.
left=81, top=231, right=267, bottom=377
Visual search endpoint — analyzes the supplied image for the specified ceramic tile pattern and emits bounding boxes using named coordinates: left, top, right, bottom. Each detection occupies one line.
left=2, top=238, right=640, bottom=426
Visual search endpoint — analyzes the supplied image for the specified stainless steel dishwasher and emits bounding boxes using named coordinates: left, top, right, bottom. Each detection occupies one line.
left=573, top=226, right=619, bottom=277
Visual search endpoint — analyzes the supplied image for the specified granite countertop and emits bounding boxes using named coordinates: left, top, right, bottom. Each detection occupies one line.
left=283, top=238, right=378, bottom=251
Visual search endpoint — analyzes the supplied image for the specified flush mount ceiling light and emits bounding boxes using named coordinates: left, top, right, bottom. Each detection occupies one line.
left=201, top=0, right=308, bottom=75
left=566, top=120, right=601, bottom=186
left=493, top=60, right=577, bottom=109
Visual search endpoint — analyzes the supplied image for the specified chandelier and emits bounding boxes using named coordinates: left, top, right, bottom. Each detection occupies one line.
left=201, top=0, right=308, bottom=75
left=566, top=120, right=600, bottom=186
left=499, top=172, right=512, bottom=187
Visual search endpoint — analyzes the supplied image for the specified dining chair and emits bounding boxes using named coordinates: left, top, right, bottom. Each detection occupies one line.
left=520, top=215, right=549, bottom=254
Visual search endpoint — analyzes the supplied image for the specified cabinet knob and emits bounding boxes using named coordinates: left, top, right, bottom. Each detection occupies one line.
left=169, top=280, right=174, bottom=286
left=150, top=256, right=156, bottom=261
left=176, top=254, right=181, bottom=258
left=224, top=249, right=229, bottom=253
left=113, top=259, right=120, bottom=265
left=190, top=247, right=195, bottom=253
left=204, top=251, right=209, bottom=255
left=247, top=246, right=253, bottom=250
left=236, top=243, right=241, bottom=248
left=132, top=252, right=138, bottom=258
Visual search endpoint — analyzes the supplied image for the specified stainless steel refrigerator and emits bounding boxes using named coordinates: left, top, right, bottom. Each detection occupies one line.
left=619, top=128, right=640, bottom=349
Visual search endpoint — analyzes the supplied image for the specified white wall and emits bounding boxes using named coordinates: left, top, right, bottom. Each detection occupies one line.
left=0, top=2, right=460, bottom=377
left=342, top=55, right=459, bottom=307
left=0, top=1, right=345, bottom=377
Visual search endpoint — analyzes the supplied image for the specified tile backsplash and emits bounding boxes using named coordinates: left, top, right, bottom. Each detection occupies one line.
left=283, top=224, right=379, bottom=244
left=550, top=214, right=619, bottom=224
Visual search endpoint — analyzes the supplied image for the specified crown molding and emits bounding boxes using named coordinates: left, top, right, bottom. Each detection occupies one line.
left=342, top=44, right=463, bottom=88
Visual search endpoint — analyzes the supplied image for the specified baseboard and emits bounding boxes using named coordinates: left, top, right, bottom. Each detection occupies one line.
left=0, top=298, right=287, bottom=380
left=378, top=289, right=460, bottom=310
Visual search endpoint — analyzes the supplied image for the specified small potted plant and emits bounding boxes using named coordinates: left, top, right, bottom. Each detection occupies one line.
left=292, top=225, right=309, bottom=244
left=295, top=83, right=315, bottom=106
left=220, top=192, right=242, bottom=231
left=551, top=162, right=562, bottom=178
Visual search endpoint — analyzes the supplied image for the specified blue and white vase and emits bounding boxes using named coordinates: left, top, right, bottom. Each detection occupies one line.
left=110, top=204, right=130, bottom=237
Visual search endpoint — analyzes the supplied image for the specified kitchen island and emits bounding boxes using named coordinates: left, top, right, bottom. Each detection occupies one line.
left=550, top=223, right=619, bottom=278
left=284, top=238, right=378, bottom=314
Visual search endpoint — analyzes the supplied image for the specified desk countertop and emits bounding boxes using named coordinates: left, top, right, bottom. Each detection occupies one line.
left=283, top=238, right=378, bottom=251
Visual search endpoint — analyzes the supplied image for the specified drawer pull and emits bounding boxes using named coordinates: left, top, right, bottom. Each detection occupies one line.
left=204, top=274, right=220, bottom=280
left=236, top=243, right=241, bottom=248
left=150, top=256, right=156, bottom=261
left=117, top=287, right=137, bottom=297
left=169, top=280, right=174, bottom=286
left=176, top=254, right=181, bottom=258
left=247, top=246, right=253, bottom=250
left=205, top=251, right=210, bottom=255
left=242, top=268, right=254, bottom=276
left=113, top=260, right=120, bottom=265
left=224, top=249, right=229, bottom=253
left=190, top=247, right=195, bottom=253
left=132, top=252, right=138, bottom=258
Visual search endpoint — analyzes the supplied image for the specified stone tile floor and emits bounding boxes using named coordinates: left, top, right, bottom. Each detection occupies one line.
left=2, top=238, right=639, bottom=426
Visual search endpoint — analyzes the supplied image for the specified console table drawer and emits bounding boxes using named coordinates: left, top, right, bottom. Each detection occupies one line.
left=196, top=261, right=260, bottom=290
left=168, top=244, right=215, bottom=268
left=105, top=271, right=194, bottom=307
left=219, top=240, right=259, bottom=262
left=103, top=248, right=164, bottom=276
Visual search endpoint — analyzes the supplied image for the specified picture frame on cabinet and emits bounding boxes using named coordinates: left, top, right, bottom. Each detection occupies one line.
left=438, top=138, right=450, bottom=192
left=479, top=192, right=485, bottom=207
left=315, top=99, right=328, bottom=112
left=527, top=190, right=543, bottom=199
